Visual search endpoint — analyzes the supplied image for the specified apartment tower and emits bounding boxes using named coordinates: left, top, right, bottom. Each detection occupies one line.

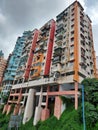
left=0, top=50, right=7, bottom=91
left=2, top=31, right=32, bottom=96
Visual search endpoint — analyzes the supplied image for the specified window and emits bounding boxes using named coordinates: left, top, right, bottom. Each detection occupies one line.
left=65, top=12, right=68, bottom=16
left=71, top=24, right=74, bottom=29
left=81, top=40, right=85, bottom=46
left=70, top=53, right=74, bottom=57
left=64, top=36, right=66, bottom=39
left=71, top=8, right=74, bottom=12
left=80, top=22, right=84, bottom=27
left=66, top=71, right=75, bottom=76
left=62, top=56, right=65, bottom=60
left=78, top=72, right=86, bottom=78
left=80, top=27, right=84, bottom=33
left=63, top=42, right=66, bottom=45
left=65, top=24, right=67, bottom=27
left=30, top=69, right=34, bottom=75
left=68, top=62, right=74, bottom=67
left=81, top=64, right=86, bottom=70
left=42, top=62, right=44, bottom=66
left=61, top=64, right=65, bottom=68
left=81, top=56, right=86, bottom=63
left=71, top=37, right=74, bottom=42
left=88, top=72, right=90, bottom=75
left=37, top=56, right=40, bottom=60
left=80, top=33, right=84, bottom=39
left=71, top=13, right=74, bottom=17
left=81, top=47, right=85, bottom=56
left=71, top=18, right=74, bottom=22
left=71, top=31, right=74, bottom=35
left=34, top=69, right=38, bottom=73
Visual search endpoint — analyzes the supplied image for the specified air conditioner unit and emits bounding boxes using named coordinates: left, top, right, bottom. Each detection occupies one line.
left=53, top=71, right=60, bottom=79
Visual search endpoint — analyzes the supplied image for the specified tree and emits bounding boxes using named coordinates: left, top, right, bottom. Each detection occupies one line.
left=1, top=91, right=10, bottom=104
left=79, top=78, right=98, bottom=128
left=82, top=78, right=98, bottom=106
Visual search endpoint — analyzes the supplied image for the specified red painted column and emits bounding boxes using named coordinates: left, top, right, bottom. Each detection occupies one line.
left=41, top=108, right=50, bottom=121
left=13, top=104, right=20, bottom=115
left=54, top=96, right=62, bottom=119
left=24, top=29, right=39, bottom=79
left=44, top=20, right=56, bottom=76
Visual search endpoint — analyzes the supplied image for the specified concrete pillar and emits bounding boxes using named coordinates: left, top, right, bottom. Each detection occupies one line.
left=2, top=104, right=8, bottom=114
left=33, top=86, right=43, bottom=125
left=13, top=104, right=20, bottom=115
left=6, top=105, right=12, bottom=115
left=75, top=82, right=78, bottom=110
left=23, top=89, right=35, bottom=124
left=23, top=89, right=28, bottom=106
left=33, top=106, right=42, bottom=125
left=19, top=106, right=24, bottom=115
left=38, top=86, right=43, bottom=106
left=54, top=96, right=62, bottom=119
left=41, top=108, right=50, bottom=121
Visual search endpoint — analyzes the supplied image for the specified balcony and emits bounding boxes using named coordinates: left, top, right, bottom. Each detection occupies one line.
left=56, top=35, right=63, bottom=41
left=41, top=24, right=50, bottom=32
left=80, top=22, right=84, bottom=28
left=35, top=46, right=45, bottom=53
left=79, top=62, right=87, bottom=68
left=35, top=47, right=40, bottom=52
left=52, top=56, right=61, bottom=64
left=30, top=67, right=41, bottom=79
left=54, top=47, right=62, bottom=57
left=55, top=40, right=62, bottom=46
left=12, top=77, right=58, bottom=90
left=33, top=62, right=41, bottom=67
left=56, top=14, right=64, bottom=22
left=56, top=24, right=64, bottom=34
left=56, top=11, right=68, bottom=21
left=81, top=40, right=85, bottom=47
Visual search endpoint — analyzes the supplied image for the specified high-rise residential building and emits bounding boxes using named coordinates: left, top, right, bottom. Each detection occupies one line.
left=51, top=1, right=96, bottom=82
left=2, top=31, right=32, bottom=96
left=3, top=1, right=97, bottom=125
left=0, top=50, right=7, bottom=91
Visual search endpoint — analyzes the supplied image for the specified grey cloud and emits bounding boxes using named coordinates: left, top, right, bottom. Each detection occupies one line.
left=0, top=0, right=67, bottom=59
left=0, top=0, right=98, bottom=58
left=84, top=0, right=98, bottom=56
left=85, top=0, right=98, bottom=7
left=1, top=0, right=65, bottom=30
left=92, top=24, right=98, bottom=52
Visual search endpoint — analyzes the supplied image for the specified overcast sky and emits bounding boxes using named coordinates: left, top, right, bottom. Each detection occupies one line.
left=0, top=0, right=98, bottom=59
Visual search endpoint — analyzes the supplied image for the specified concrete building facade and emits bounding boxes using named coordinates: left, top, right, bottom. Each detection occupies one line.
left=3, top=1, right=97, bottom=125
left=0, top=50, right=7, bottom=91
left=51, top=1, right=96, bottom=83
left=14, top=29, right=39, bottom=83
left=2, top=31, right=32, bottom=96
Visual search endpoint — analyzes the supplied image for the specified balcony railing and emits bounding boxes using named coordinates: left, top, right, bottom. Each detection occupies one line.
left=54, top=47, right=62, bottom=56
left=53, top=56, right=61, bottom=64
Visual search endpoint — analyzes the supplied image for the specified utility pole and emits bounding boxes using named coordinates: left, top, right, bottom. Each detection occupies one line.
left=82, top=85, right=86, bottom=130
